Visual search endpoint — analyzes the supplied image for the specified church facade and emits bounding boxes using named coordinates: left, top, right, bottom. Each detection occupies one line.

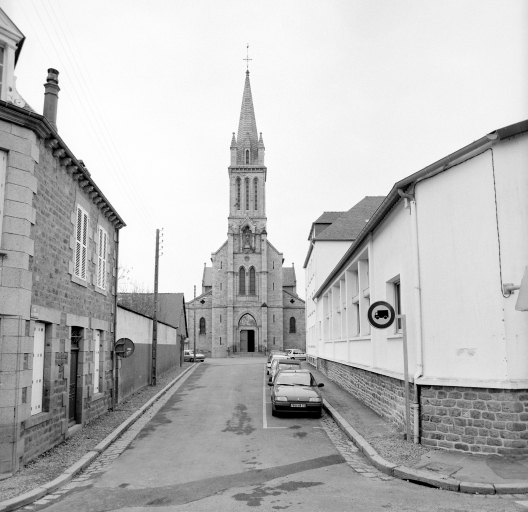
left=186, top=72, right=305, bottom=357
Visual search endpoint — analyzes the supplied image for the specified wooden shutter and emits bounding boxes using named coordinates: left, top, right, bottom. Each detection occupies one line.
left=31, top=323, right=45, bottom=415
left=97, top=227, right=108, bottom=289
left=75, top=206, right=88, bottom=280
left=93, top=330, right=100, bottom=394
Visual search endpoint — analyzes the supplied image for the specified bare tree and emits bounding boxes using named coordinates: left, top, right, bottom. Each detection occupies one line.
left=117, top=265, right=154, bottom=317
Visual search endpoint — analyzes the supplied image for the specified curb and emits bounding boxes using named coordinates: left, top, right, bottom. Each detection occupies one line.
left=0, top=364, right=197, bottom=512
left=322, top=399, right=528, bottom=495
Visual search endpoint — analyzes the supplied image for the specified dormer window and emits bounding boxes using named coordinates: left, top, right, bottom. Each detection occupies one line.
left=245, top=149, right=250, bottom=164
left=0, top=12, right=25, bottom=104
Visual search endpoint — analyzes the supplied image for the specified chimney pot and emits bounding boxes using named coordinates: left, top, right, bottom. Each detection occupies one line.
left=43, top=68, right=60, bottom=131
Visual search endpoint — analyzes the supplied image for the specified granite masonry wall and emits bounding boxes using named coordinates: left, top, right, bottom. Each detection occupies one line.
left=420, top=386, right=528, bottom=455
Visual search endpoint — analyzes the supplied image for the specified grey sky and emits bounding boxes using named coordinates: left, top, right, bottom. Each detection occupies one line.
left=2, top=0, right=527, bottom=300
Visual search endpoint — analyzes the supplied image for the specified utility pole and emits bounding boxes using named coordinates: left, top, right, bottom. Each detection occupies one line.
left=152, top=229, right=161, bottom=385
left=193, top=285, right=196, bottom=362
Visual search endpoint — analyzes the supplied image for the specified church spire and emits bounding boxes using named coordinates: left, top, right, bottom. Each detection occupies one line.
left=235, top=72, right=259, bottom=165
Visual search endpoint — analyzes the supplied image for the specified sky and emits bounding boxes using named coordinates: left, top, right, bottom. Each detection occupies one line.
left=1, top=0, right=527, bottom=301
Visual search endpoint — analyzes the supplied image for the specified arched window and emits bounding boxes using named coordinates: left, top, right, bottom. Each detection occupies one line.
left=290, top=317, right=296, bottom=333
left=239, top=267, right=246, bottom=295
left=245, top=149, right=250, bottom=164
left=249, top=267, right=256, bottom=295
left=254, top=178, right=258, bottom=210
left=245, top=178, right=249, bottom=210
left=236, top=177, right=241, bottom=210
left=199, top=317, right=206, bottom=334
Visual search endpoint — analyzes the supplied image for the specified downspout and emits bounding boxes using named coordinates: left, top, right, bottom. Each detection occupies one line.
left=398, top=188, right=423, bottom=444
left=112, top=228, right=120, bottom=411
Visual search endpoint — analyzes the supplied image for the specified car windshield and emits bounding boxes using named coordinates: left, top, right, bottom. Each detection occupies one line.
left=278, top=363, right=300, bottom=370
left=275, top=373, right=313, bottom=386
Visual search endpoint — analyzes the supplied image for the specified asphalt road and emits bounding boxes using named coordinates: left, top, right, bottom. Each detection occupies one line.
left=32, top=358, right=525, bottom=512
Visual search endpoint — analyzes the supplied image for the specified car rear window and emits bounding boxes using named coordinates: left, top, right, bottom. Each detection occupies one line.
left=276, top=373, right=313, bottom=386
left=278, top=363, right=300, bottom=370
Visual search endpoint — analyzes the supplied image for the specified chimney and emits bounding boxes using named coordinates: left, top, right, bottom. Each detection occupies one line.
left=43, top=68, right=60, bottom=131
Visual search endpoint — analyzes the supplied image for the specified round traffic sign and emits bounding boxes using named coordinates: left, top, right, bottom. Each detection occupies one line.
left=367, top=301, right=396, bottom=329
left=115, top=338, right=135, bottom=358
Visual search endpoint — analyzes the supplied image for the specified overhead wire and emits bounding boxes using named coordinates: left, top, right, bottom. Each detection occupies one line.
left=41, top=0, right=157, bottom=229
left=26, top=0, right=154, bottom=236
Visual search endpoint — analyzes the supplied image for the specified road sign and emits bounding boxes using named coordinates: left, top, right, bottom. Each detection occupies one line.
left=115, top=338, right=135, bottom=358
left=367, top=301, right=396, bottom=329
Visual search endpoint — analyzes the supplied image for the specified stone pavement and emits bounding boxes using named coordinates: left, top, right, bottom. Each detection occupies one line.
left=308, top=362, right=528, bottom=498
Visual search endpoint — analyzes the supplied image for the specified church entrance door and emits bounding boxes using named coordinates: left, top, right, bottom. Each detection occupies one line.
left=239, top=330, right=255, bottom=352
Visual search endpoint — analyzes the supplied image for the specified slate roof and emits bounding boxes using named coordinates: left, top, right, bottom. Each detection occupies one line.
left=202, top=266, right=212, bottom=287
left=282, top=267, right=296, bottom=287
left=316, top=196, right=385, bottom=241
left=308, top=211, right=345, bottom=240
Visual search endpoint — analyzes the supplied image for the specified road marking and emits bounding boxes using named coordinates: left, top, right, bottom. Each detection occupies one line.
left=263, top=365, right=287, bottom=429
left=516, top=501, right=528, bottom=508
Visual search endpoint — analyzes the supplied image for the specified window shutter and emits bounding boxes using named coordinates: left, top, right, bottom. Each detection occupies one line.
left=97, top=227, right=108, bottom=289
left=75, top=207, right=88, bottom=280
left=31, top=323, right=45, bottom=415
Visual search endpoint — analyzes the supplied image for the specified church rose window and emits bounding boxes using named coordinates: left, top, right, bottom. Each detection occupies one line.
left=239, top=267, right=246, bottom=295
left=236, top=178, right=241, bottom=210
left=249, top=267, right=256, bottom=295
left=254, top=178, right=258, bottom=210
left=245, top=178, right=249, bottom=210
left=199, top=317, right=206, bottom=334
left=290, top=317, right=296, bottom=333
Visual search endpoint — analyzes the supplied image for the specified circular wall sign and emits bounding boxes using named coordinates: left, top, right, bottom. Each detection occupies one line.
left=115, top=338, right=135, bottom=358
left=367, top=301, right=396, bottom=329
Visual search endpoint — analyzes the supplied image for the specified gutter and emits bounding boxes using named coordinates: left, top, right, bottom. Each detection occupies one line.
left=313, top=120, right=528, bottom=301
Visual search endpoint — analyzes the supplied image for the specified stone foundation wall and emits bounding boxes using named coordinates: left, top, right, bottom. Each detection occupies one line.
left=317, top=358, right=414, bottom=433
left=420, top=386, right=528, bottom=455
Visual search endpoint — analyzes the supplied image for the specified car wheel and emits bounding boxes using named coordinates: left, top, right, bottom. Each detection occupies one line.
left=271, top=408, right=278, bottom=417
left=314, top=410, right=322, bottom=418
left=191, top=358, right=194, bottom=362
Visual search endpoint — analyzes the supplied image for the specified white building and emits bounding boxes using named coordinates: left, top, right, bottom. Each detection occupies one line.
left=304, top=198, right=384, bottom=364
left=310, top=120, right=528, bottom=455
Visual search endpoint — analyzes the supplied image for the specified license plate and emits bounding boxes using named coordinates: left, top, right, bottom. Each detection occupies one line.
left=291, top=403, right=306, bottom=408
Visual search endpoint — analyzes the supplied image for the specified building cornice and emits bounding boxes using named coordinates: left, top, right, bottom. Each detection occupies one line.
left=0, top=101, right=126, bottom=229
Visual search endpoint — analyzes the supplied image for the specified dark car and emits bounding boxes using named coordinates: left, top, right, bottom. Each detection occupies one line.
left=269, top=369, right=324, bottom=417
left=268, top=358, right=302, bottom=383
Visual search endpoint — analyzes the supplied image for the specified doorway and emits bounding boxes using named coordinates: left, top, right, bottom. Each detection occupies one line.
left=240, top=330, right=255, bottom=352
left=69, top=327, right=81, bottom=424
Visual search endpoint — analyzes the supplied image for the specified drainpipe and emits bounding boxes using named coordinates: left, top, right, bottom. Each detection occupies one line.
left=398, top=188, right=423, bottom=444
left=112, top=228, right=120, bottom=410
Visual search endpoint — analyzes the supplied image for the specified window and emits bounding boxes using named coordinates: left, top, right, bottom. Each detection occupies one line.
left=239, top=267, right=246, bottom=295
left=394, top=280, right=402, bottom=332
left=249, top=267, right=256, bottom=295
left=220, top=337, right=222, bottom=345
left=254, top=178, right=258, bottom=210
left=236, top=177, right=241, bottom=210
left=97, top=227, right=108, bottom=289
left=272, top=282, right=274, bottom=291
left=245, top=178, right=249, bottom=210
left=74, top=206, right=88, bottom=280
left=94, top=330, right=101, bottom=394
left=199, top=317, right=206, bottom=335
left=273, top=337, right=276, bottom=345
left=245, top=149, right=250, bottom=164
left=220, top=315, right=222, bottom=323
left=272, top=261, right=274, bottom=269
left=31, top=322, right=45, bottom=416
left=290, top=317, right=296, bottom=333
left=273, top=314, right=275, bottom=323
left=220, top=261, right=222, bottom=269
left=220, top=283, right=222, bottom=290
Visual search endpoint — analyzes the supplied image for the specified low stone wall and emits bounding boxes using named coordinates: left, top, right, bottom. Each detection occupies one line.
left=420, top=386, right=528, bottom=455
left=317, top=358, right=414, bottom=433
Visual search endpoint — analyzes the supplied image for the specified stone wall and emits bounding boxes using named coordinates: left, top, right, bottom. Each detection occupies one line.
left=317, top=358, right=414, bottom=433
left=420, top=386, right=528, bottom=455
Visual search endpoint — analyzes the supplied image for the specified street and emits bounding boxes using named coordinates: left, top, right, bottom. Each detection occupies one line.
left=25, top=359, right=525, bottom=512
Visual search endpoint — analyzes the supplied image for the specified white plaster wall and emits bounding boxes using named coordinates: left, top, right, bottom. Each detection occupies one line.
left=116, top=307, right=178, bottom=346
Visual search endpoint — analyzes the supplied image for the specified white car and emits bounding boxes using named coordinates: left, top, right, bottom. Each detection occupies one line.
left=184, top=349, right=205, bottom=362
left=286, top=349, right=307, bottom=361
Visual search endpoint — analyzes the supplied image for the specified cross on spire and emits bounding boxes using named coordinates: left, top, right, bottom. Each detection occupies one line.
left=243, top=44, right=252, bottom=73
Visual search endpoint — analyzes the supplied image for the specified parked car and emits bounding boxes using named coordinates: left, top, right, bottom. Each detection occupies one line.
left=286, top=349, right=307, bottom=361
left=269, top=369, right=324, bottom=417
left=184, top=349, right=205, bottom=362
left=266, top=352, right=288, bottom=374
left=268, top=358, right=302, bottom=383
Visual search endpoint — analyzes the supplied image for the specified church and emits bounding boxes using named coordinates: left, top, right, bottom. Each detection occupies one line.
left=186, top=71, right=305, bottom=357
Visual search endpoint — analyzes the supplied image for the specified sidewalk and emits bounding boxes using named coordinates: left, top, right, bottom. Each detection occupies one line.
left=309, top=363, right=528, bottom=494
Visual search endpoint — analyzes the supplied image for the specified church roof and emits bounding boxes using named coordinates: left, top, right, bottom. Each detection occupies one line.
left=282, top=267, right=296, bottom=287
left=202, top=266, right=212, bottom=287
left=316, top=196, right=385, bottom=241
left=236, top=72, right=259, bottom=164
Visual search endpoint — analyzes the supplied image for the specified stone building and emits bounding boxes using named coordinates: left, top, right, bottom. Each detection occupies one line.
left=0, top=9, right=124, bottom=478
left=187, top=72, right=305, bottom=357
